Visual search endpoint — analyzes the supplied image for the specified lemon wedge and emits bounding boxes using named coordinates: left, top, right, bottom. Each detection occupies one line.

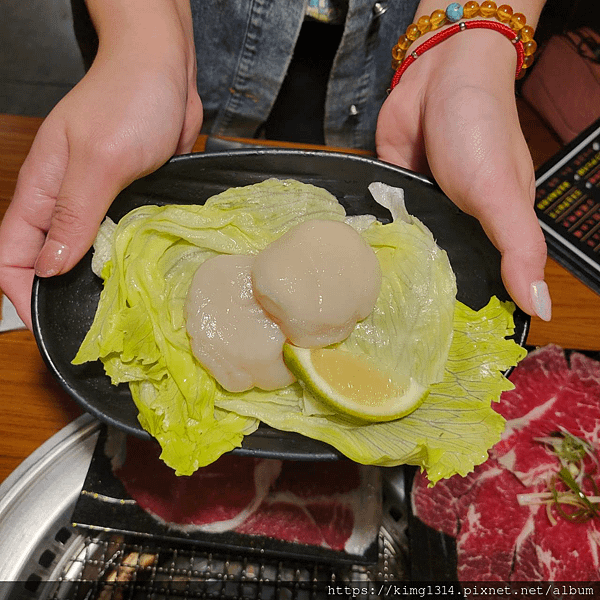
left=283, top=343, right=429, bottom=422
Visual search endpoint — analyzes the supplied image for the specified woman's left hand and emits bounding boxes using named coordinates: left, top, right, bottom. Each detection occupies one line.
left=376, top=28, right=550, bottom=321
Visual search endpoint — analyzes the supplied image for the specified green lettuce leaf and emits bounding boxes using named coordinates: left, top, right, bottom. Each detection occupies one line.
left=73, top=178, right=525, bottom=481
left=73, top=179, right=346, bottom=475
left=342, top=219, right=456, bottom=388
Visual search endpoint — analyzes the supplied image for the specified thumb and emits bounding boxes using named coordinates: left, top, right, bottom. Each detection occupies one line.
left=422, top=87, right=551, bottom=322
left=463, top=179, right=551, bottom=322
left=34, top=150, right=134, bottom=278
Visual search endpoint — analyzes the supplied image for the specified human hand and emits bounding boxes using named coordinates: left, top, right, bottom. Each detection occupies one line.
left=376, top=29, right=550, bottom=321
left=0, top=0, right=202, bottom=330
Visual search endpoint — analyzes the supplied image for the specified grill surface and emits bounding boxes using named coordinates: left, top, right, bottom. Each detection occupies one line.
left=36, top=525, right=405, bottom=599
left=0, top=416, right=410, bottom=600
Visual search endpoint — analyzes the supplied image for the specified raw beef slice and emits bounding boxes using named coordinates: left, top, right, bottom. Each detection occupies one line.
left=116, top=435, right=381, bottom=555
left=412, top=345, right=600, bottom=582
left=115, top=436, right=281, bottom=528
left=236, top=460, right=380, bottom=554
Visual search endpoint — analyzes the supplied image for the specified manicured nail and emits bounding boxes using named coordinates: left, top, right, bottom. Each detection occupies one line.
left=530, top=280, right=552, bottom=322
left=34, top=240, right=69, bottom=277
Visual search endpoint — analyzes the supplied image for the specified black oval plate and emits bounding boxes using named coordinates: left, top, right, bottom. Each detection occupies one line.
left=32, top=149, right=529, bottom=460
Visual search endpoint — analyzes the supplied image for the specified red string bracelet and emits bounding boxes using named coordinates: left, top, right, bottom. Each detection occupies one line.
left=390, top=19, right=525, bottom=91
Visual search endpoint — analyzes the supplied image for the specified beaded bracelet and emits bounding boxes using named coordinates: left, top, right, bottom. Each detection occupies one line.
left=390, top=19, right=525, bottom=90
left=390, top=2, right=537, bottom=86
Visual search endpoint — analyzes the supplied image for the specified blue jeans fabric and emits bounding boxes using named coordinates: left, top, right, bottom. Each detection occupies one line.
left=192, top=0, right=420, bottom=150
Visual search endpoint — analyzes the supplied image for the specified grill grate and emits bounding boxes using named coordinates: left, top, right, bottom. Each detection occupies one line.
left=0, top=418, right=417, bottom=600
left=38, top=524, right=406, bottom=600
left=3, top=419, right=409, bottom=600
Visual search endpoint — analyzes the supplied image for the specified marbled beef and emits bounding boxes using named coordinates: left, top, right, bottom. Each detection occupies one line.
left=412, top=345, right=600, bottom=582
left=116, top=436, right=381, bottom=555
left=116, top=437, right=281, bottom=529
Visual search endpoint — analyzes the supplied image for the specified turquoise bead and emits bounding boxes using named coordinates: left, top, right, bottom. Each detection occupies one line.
left=445, top=2, right=464, bottom=21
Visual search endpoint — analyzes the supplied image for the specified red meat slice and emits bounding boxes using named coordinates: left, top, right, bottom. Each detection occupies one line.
left=235, top=459, right=366, bottom=549
left=456, top=469, right=545, bottom=582
left=494, top=344, right=570, bottom=421
left=115, top=435, right=381, bottom=554
left=492, top=346, right=600, bottom=487
left=411, top=460, right=502, bottom=538
left=305, top=502, right=356, bottom=550
left=273, top=459, right=362, bottom=496
left=530, top=508, right=600, bottom=580
left=236, top=500, right=354, bottom=549
left=510, top=522, right=546, bottom=581
left=115, top=436, right=281, bottom=526
left=412, top=345, right=600, bottom=582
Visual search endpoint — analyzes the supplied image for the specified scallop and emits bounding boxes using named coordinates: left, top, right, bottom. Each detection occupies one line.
left=185, top=254, right=296, bottom=393
left=251, top=220, right=382, bottom=348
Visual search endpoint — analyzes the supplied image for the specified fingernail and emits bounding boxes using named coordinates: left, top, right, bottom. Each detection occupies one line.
left=35, top=239, right=69, bottom=277
left=530, top=280, right=552, bottom=322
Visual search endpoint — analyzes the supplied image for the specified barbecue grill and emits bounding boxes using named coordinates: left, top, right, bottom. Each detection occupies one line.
left=0, top=415, right=415, bottom=600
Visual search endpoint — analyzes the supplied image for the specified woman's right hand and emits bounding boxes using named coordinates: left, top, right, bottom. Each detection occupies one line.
left=0, top=0, right=202, bottom=329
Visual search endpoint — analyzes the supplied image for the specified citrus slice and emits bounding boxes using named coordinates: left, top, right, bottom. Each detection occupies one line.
left=283, top=343, right=429, bottom=422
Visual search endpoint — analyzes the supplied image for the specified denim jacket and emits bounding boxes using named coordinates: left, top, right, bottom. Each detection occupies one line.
left=191, top=0, right=420, bottom=150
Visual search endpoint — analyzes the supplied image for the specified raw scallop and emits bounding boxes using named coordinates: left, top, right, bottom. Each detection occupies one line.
left=185, top=254, right=295, bottom=392
left=251, top=220, right=382, bottom=348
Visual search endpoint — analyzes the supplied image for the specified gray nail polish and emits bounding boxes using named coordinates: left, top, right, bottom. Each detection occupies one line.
left=530, top=280, right=552, bottom=322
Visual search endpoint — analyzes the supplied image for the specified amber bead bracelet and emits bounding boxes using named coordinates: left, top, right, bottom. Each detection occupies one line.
left=390, top=2, right=537, bottom=88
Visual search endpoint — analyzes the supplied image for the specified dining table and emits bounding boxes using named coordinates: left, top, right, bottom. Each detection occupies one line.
left=1, top=106, right=600, bottom=487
